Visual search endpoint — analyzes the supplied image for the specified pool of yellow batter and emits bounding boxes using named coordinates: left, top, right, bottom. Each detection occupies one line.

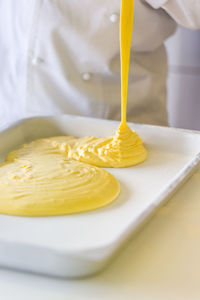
left=0, top=124, right=146, bottom=216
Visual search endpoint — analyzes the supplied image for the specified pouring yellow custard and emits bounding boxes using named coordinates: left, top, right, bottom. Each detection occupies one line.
left=0, top=0, right=147, bottom=216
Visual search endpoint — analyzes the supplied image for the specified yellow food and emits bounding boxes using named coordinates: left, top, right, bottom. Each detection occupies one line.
left=0, top=0, right=147, bottom=217
left=0, top=150, right=119, bottom=217
left=66, top=125, right=146, bottom=168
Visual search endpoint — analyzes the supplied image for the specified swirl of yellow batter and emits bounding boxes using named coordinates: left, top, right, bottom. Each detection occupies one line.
left=66, top=124, right=147, bottom=168
left=0, top=152, right=119, bottom=217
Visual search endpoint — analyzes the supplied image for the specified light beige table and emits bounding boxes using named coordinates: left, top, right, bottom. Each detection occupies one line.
left=0, top=166, right=200, bottom=300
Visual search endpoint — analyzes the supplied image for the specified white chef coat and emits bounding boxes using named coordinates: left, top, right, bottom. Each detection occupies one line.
left=0, top=0, right=200, bottom=129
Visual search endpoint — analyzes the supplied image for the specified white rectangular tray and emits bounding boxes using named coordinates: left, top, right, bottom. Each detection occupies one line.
left=0, top=115, right=200, bottom=278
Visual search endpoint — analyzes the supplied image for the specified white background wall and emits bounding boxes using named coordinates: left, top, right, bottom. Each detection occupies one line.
left=166, top=26, right=200, bottom=130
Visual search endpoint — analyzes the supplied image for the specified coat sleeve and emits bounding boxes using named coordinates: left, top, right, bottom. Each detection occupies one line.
left=145, top=0, right=200, bottom=29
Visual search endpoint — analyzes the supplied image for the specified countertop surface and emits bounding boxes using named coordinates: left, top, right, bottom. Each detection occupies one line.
left=1, top=165, right=200, bottom=299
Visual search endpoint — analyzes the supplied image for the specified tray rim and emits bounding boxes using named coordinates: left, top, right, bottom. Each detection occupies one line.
left=2, top=114, right=200, bottom=137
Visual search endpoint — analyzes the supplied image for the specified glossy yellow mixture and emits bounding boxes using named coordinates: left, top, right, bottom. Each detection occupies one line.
left=0, top=0, right=147, bottom=217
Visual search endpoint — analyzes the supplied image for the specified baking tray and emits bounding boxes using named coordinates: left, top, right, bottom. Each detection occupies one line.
left=0, top=115, right=200, bottom=278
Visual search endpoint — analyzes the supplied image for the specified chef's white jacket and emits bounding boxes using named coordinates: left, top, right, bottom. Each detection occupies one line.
left=0, top=0, right=200, bottom=129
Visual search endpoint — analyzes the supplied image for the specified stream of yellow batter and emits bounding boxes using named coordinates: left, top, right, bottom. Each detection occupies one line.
left=0, top=0, right=147, bottom=216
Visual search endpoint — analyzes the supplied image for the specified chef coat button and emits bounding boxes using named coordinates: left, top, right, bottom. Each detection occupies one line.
left=110, top=13, right=119, bottom=23
left=82, top=72, right=91, bottom=81
left=32, top=57, right=44, bottom=65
